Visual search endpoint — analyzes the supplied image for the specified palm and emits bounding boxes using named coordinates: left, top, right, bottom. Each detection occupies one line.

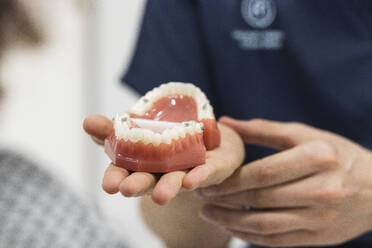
left=83, top=114, right=245, bottom=205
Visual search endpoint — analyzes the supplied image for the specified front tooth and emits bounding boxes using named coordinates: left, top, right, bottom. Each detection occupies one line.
left=115, top=113, right=120, bottom=122
left=128, top=130, right=137, bottom=142
left=133, top=129, right=144, bottom=142
left=168, top=84, right=176, bottom=95
left=162, top=130, right=172, bottom=144
left=153, top=133, right=162, bottom=146
left=142, top=130, right=154, bottom=145
left=185, top=86, right=194, bottom=96
left=123, top=131, right=129, bottom=141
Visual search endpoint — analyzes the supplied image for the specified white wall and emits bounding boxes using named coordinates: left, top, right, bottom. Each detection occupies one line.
left=0, top=1, right=163, bottom=247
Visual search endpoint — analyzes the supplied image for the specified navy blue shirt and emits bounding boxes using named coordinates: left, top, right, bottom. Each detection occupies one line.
left=123, top=0, right=372, bottom=247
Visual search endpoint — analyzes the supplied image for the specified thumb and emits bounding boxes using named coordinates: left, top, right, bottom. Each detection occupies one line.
left=83, top=115, right=113, bottom=141
left=219, top=116, right=313, bottom=150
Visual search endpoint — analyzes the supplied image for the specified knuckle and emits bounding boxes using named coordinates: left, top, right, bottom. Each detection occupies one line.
left=287, top=122, right=307, bottom=133
left=250, top=191, right=266, bottom=207
left=316, top=209, right=341, bottom=224
left=251, top=217, right=277, bottom=234
left=311, top=186, right=346, bottom=205
left=212, top=176, right=226, bottom=186
left=256, top=166, right=277, bottom=185
left=250, top=118, right=267, bottom=126
left=249, top=190, right=276, bottom=208
left=307, top=140, right=338, bottom=167
left=226, top=169, right=246, bottom=189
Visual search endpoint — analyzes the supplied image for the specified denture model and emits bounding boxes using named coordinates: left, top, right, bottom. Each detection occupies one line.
left=104, top=82, right=221, bottom=173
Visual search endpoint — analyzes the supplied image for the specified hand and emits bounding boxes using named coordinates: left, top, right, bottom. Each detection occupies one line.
left=83, top=115, right=245, bottom=205
left=198, top=117, right=372, bottom=247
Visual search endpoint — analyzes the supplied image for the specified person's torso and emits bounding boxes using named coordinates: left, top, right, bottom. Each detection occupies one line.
left=196, top=0, right=372, bottom=247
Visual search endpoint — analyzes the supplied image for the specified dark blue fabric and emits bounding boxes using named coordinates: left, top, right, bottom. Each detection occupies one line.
left=123, top=0, right=372, bottom=247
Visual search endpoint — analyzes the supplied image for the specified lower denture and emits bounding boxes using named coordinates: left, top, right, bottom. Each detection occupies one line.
left=105, top=132, right=206, bottom=172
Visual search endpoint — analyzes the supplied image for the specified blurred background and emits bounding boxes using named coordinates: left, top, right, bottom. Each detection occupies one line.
left=0, top=0, right=163, bottom=247
left=0, top=1, right=245, bottom=247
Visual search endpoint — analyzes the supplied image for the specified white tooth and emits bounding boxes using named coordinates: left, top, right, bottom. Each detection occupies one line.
left=114, top=114, right=120, bottom=128
left=142, top=129, right=154, bottom=145
left=122, top=130, right=129, bottom=141
left=185, top=126, right=194, bottom=136
left=138, top=129, right=146, bottom=142
left=192, top=125, right=199, bottom=134
left=153, top=133, right=162, bottom=146
left=169, top=129, right=179, bottom=141
left=144, top=92, right=152, bottom=100
left=166, top=86, right=173, bottom=96
left=185, top=86, right=194, bottom=96
left=167, top=84, right=175, bottom=95
left=196, top=123, right=203, bottom=133
left=136, top=129, right=145, bottom=142
left=128, top=130, right=138, bottom=143
left=128, top=82, right=216, bottom=120
left=162, top=130, right=172, bottom=144
left=176, top=126, right=186, bottom=138
left=167, top=82, right=176, bottom=90
left=116, top=127, right=122, bottom=138
left=152, top=90, right=159, bottom=100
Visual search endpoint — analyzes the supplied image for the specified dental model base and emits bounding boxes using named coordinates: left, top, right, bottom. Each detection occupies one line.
left=105, top=82, right=221, bottom=172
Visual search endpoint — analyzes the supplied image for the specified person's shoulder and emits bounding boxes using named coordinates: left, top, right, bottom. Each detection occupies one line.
left=0, top=149, right=37, bottom=168
left=0, top=149, right=44, bottom=180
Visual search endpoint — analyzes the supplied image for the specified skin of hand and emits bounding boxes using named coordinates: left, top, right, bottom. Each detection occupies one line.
left=83, top=114, right=245, bottom=205
left=140, top=193, right=231, bottom=248
left=198, top=117, right=372, bottom=247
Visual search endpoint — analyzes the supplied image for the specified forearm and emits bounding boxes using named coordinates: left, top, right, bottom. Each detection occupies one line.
left=140, top=192, right=231, bottom=248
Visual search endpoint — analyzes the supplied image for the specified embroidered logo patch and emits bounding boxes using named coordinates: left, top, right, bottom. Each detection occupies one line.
left=232, top=0, right=285, bottom=50
left=241, top=0, right=277, bottom=29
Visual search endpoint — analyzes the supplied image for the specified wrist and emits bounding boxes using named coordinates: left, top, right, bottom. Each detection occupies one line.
left=367, top=150, right=372, bottom=231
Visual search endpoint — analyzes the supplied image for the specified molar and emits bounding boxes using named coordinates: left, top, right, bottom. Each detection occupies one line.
left=169, top=129, right=179, bottom=141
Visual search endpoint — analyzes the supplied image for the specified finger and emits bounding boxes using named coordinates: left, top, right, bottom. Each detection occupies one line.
left=202, top=177, right=316, bottom=208
left=92, top=136, right=104, bottom=146
left=119, top=172, right=157, bottom=197
left=200, top=140, right=336, bottom=196
left=200, top=205, right=308, bottom=235
left=83, top=115, right=113, bottom=141
left=183, top=124, right=245, bottom=190
left=182, top=164, right=211, bottom=190
left=220, top=117, right=320, bottom=150
left=102, top=164, right=130, bottom=194
left=152, top=171, right=186, bottom=205
left=228, top=229, right=316, bottom=247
